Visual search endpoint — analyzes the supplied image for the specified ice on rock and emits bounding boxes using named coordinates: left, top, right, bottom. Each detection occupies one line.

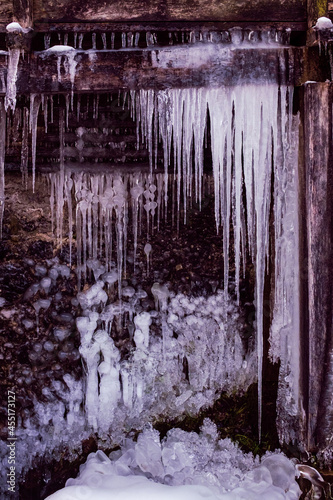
left=151, top=282, right=169, bottom=311
left=135, top=427, right=164, bottom=477
left=77, top=281, right=107, bottom=309
left=134, top=312, right=151, bottom=350
left=76, top=312, right=99, bottom=345
left=73, top=277, right=255, bottom=436
left=5, top=47, right=21, bottom=112
left=40, top=277, right=52, bottom=294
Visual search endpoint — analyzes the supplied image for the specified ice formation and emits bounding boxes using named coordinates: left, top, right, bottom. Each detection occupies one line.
left=0, top=267, right=256, bottom=493
left=44, top=84, right=300, bottom=439
left=314, top=16, right=333, bottom=29
left=45, top=421, right=301, bottom=500
left=49, top=170, right=167, bottom=289
left=4, top=47, right=21, bottom=112
left=76, top=278, right=256, bottom=435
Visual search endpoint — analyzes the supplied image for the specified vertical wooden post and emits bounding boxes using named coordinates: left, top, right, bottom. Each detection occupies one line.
left=303, top=82, right=333, bottom=452
left=307, top=0, right=328, bottom=28
left=12, top=0, right=33, bottom=29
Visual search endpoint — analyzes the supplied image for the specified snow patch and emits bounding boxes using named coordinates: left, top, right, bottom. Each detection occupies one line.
left=314, top=16, right=333, bottom=29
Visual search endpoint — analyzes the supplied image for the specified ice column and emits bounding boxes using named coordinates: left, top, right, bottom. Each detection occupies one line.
left=4, top=48, right=21, bottom=113
left=134, top=85, right=296, bottom=440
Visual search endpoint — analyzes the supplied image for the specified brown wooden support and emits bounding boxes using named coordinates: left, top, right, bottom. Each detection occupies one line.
left=303, top=82, right=333, bottom=452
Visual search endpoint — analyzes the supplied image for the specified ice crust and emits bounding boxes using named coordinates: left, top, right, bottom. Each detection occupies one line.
left=45, top=422, right=301, bottom=500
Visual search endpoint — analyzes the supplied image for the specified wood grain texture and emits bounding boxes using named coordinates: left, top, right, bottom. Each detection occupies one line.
left=0, top=0, right=13, bottom=27
left=0, top=46, right=301, bottom=96
left=32, top=0, right=307, bottom=23
left=303, top=82, right=333, bottom=451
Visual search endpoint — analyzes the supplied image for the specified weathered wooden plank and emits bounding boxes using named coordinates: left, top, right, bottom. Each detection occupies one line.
left=33, top=21, right=308, bottom=33
left=307, top=0, right=328, bottom=28
left=0, top=0, right=13, bottom=27
left=303, top=81, right=333, bottom=452
left=13, top=0, right=33, bottom=28
left=0, top=45, right=301, bottom=96
left=32, top=0, right=307, bottom=23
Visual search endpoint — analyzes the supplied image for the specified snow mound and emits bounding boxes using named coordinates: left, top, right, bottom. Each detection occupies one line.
left=45, top=421, right=301, bottom=500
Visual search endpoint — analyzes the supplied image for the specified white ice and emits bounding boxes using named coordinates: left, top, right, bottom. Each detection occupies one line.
left=45, top=422, right=300, bottom=500
left=314, top=16, right=333, bottom=29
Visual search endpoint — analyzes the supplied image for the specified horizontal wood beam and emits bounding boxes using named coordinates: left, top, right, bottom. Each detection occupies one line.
left=0, top=46, right=305, bottom=96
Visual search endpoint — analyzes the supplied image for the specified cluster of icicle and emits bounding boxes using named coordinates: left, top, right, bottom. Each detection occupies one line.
left=75, top=280, right=255, bottom=436
left=48, top=170, right=166, bottom=291
left=129, top=86, right=300, bottom=440
left=42, top=26, right=292, bottom=52
left=46, top=86, right=301, bottom=440
left=1, top=85, right=301, bottom=441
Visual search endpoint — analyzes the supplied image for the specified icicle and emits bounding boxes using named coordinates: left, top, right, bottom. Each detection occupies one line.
left=21, top=107, right=29, bottom=189
left=74, top=32, right=78, bottom=49
left=144, top=243, right=152, bottom=275
left=56, top=108, right=65, bottom=246
left=0, top=99, right=5, bottom=238
left=78, top=33, right=83, bottom=49
left=64, top=33, right=68, bottom=46
left=111, top=32, right=115, bottom=50
left=131, top=176, right=144, bottom=268
left=65, top=93, right=70, bottom=129
left=44, top=34, right=51, bottom=50
left=50, top=95, right=54, bottom=123
left=101, top=33, right=107, bottom=50
left=92, top=33, right=97, bottom=50
left=121, top=32, right=126, bottom=48
left=29, top=94, right=41, bottom=193
left=127, top=32, right=134, bottom=48
left=4, top=48, right=21, bottom=112
left=134, top=32, right=140, bottom=47
left=43, top=95, right=48, bottom=133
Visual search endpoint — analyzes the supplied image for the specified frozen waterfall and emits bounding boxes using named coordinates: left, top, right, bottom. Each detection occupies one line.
left=47, top=85, right=300, bottom=440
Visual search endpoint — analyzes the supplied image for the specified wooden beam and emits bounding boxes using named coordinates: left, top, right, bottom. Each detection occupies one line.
left=307, top=0, right=328, bottom=28
left=0, top=46, right=301, bottom=96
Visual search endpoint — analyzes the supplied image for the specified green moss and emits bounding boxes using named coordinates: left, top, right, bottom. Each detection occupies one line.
left=317, top=0, right=328, bottom=18
left=154, top=384, right=280, bottom=457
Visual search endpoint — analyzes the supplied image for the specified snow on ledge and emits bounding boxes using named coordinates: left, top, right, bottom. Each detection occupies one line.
left=314, top=16, right=333, bottom=29
left=43, top=45, right=76, bottom=54
left=6, top=22, right=23, bottom=32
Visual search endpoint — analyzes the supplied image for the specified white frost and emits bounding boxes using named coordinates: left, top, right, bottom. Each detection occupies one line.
left=6, top=22, right=23, bottom=32
left=45, top=424, right=300, bottom=500
left=314, top=16, right=333, bottom=29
